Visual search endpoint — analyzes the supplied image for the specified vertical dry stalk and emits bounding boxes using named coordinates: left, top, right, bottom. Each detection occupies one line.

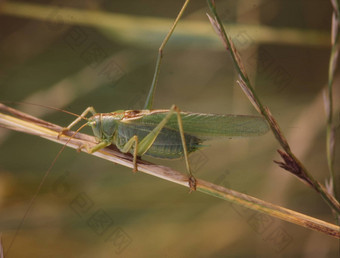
left=207, top=0, right=340, bottom=215
left=325, top=0, right=340, bottom=209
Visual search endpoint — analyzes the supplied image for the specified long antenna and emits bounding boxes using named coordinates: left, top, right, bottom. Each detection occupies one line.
left=0, top=101, right=84, bottom=120
left=5, top=122, right=89, bottom=256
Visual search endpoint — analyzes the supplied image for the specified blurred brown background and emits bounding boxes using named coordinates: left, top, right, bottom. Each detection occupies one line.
left=0, top=0, right=339, bottom=257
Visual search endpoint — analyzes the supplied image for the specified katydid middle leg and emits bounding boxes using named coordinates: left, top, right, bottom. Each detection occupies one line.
left=120, top=135, right=139, bottom=172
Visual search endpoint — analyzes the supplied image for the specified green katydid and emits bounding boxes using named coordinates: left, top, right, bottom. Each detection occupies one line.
left=56, top=0, right=269, bottom=190
left=61, top=105, right=269, bottom=190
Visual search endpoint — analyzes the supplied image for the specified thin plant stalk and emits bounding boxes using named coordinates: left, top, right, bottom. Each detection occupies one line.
left=326, top=0, right=340, bottom=209
left=206, top=0, right=340, bottom=215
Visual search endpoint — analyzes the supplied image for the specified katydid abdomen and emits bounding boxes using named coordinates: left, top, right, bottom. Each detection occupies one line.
left=115, top=122, right=202, bottom=159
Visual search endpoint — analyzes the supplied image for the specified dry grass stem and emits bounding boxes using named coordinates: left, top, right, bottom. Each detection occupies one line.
left=325, top=0, right=340, bottom=208
left=207, top=0, right=340, bottom=215
left=0, top=103, right=339, bottom=238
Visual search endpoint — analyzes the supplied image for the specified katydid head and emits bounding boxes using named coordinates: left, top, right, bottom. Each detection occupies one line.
left=88, top=113, right=123, bottom=141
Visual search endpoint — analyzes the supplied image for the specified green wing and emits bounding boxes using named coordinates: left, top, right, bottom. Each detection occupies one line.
left=128, top=111, right=269, bottom=139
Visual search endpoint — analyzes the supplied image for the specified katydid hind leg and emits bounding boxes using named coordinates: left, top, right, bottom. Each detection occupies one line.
left=130, top=105, right=196, bottom=190
left=144, top=0, right=191, bottom=110
left=119, top=111, right=185, bottom=173
left=137, top=107, right=177, bottom=155
left=173, top=105, right=196, bottom=191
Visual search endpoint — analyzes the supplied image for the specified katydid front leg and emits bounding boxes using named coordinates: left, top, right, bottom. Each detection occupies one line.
left=57, top=106, right=99, bottom=153
left=58, top=106, right=97, bottom=138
